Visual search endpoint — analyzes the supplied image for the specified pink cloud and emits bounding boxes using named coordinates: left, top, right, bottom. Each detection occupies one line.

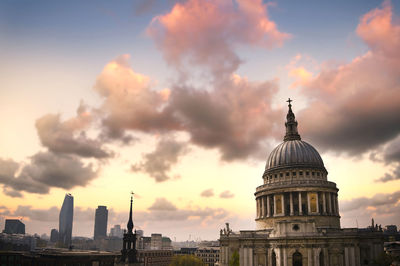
left=94, top=54, right=282, bottom=161
left=94, top=54, right=179, bottom=141
left=295, top=2, right=400, bottom=157
left=356, top=0, right=400, bottom=60
left=147, top=0, right=291, bottom=76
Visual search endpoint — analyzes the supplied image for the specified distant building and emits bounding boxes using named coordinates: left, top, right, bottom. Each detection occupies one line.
left=195, top=247, right=220, bottom=266
left=110, top=224, right=123, bottom=238
left=59, top=193, right=73, bottom=247
left=3, top=219, right=25, bottom=234
left=140, top=236, right=151, bottom=250
left=94, top=206, right=108, bottom=240
left=137, top=249, right=173, bottom=266
left=151, top=234, right=162, bottom=250
left=136, top=229, right=144, bottom=237
left=50, top=229, right=58, bottom=243
left=162, top=237, right=172, bottom=250
left=384, top=225, right=400, bottom=242
left=0, top=233, right=36, bottom=251
left=174, top=247, right=197, bottom=256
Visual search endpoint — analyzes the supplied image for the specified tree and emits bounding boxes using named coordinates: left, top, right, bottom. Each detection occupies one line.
left=229, top=250, right=239, bottom=266
left=169, top=255, right=205, bottom=266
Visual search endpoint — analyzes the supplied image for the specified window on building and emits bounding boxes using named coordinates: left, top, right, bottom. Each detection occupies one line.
left=275, top=195, right=283, bottom=214
left=309, top=193, right=317, bottom=212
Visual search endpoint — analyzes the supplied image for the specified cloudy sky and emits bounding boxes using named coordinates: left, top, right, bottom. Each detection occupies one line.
left=1, top=0, right=400, bottom=241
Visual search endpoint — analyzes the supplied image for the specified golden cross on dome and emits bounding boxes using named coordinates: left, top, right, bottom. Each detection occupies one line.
left=287, top=98, right=292, bottom=105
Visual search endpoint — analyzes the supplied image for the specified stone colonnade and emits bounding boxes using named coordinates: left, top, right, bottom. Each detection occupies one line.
left=256, top=191, right=339, bottom=218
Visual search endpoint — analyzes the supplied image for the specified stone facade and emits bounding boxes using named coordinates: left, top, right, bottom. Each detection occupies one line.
left=219, top=100, right=384, bottom=266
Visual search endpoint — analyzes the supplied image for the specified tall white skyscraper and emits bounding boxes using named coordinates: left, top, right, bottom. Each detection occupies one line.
left=59, top=193, right=73, bottom=247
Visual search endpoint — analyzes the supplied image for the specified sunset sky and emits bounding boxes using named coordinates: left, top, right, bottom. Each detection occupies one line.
left=1, top=0, right=400, bottom=241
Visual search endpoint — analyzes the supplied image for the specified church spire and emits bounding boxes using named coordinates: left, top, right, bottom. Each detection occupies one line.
left=284, top=98, right=301, bottom=141
left=127, top=192, right=134, bottom=234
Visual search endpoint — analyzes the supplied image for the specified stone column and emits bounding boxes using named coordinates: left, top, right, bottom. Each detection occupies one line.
left=290, top=192, right=294, bottom=216
left=283, top=248, right=287, bottom=266
left=355, top=245, right=361, bottom=266
left=282, top=194, right=285, bottom=216
left=308, top=249, right=313, bottom=266
left=322, top=192, right=327, bottom=214
left=314, top=248, right=320, bottom=266
left=273, top=195, right=277, bottom=216
left=256, top=198, right=260, bottom=218
left=335, top=193, right=340, bottom=216
left=267, top=196, right=271, bottom=217
left=332, top=194, right=337, bottom=216
left=344, top=247, right=349, bottom=266
left=316, top=192, right=319, bottom=213
left=307, top=193, right=311, bottom=214
left=261, top=196, right=265, bottom=218
left=240, top=248, right=244, bottom=266
left=276, top=248, right=281, bottom=266
left=268, top=249, right=272, bottom=266
left=327, top=192, right=332, bottom=215
left=299, top=192, right=303, bottom=215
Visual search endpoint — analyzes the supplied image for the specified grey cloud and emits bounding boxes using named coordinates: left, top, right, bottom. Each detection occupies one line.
left=1, top=205, right=94, bottom=223
left=14, top=206, right=59, bottom=222
left=74, top=207, right=95, bottom=222
left=340, top=190, right=400, bottom=227
left=36, top=103, right=113, bottom=159
left=383, top=136, right=400, bottom=163
left=219, top=190, right=234, bottom=199
left=376, top=164, right=400, bottom=183
left=297, top=3, right=400, bottom=158
left=167, top=78, right=282, bottom=161
left=139, top=198, right=229, bottom=222
left=3, top=188, right=23, bottom=198
left=108, top=198, right=230, bottom=224
left=148, top=198, right=177, bottom=211
left=200, top=189, right=214, bottom=198
left=132, top=137, right=189, bottom=182
left=340, top=191, right=400, bottom=213
left=374, top=136, right=400, bottom=183
left=0, top=152, right=98, bottom=197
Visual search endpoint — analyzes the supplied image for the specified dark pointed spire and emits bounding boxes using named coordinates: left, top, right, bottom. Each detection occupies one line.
left=284, top=98, right=301, bottom=141
left=127, top=192, right=134, bottom=234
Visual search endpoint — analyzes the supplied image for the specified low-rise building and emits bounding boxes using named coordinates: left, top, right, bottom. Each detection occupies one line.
left=195, top=247, right=220, bottom=266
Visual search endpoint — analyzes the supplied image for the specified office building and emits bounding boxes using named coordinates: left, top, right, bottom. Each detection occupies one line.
left=94, top=205, right=108, bottom=240
left=59, top=193, right=73, bottom=247
left=3, top=219, right=25, bottom=234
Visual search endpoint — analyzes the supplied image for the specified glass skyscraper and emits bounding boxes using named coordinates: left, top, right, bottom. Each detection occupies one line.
left=59, top=193, right=73, bottom=247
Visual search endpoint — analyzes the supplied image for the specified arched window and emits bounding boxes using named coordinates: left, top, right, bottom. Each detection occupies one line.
left=272, top=251, right=277, bottom=266
left=293, top=251, right=302, bottom=266
left=319, top=251, right=324, bottom=266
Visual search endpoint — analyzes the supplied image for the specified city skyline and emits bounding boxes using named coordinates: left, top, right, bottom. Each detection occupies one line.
left=1, top=0, right=400, bottom=241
